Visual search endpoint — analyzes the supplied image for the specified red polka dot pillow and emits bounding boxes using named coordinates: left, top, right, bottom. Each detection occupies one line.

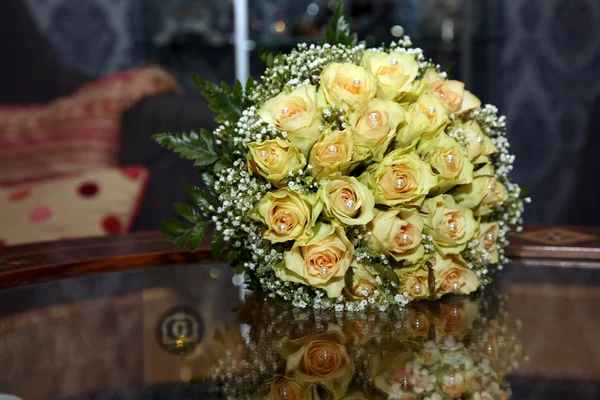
left=0, top=166, right=149, bottom=246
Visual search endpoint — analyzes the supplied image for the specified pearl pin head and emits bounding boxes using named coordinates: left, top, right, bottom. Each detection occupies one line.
left=328, top=145, right=337, bottom=154
left=395, top=178, right=405, bottom=189
left=477, top=136, right=484, bottom=144
left=353, top=78, right=361, bottom=85
left=321, top=267, right=329, bottom=276
left=449, top=222, right=458, bottom=232
left=259, top=151, right=267, bottom=159
left=401, top=234, right=410, bottom=243
left=428, top=106, right=436, bottom=115
left=345, top=199, right=355, bottom=208
left=369, top=112, right=379, bottom=121
left=487, top=232, right=495, bottom=241
left=391, top=58, right=398, bottom=65
left=447, top=154, right=455, bottom=163
left=281, top=107, right=289, bottom=115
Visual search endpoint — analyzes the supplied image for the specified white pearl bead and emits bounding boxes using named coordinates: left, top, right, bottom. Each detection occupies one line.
left=321, top=267, right=329, bottom=276
left=440, top=93, right=447, bottom=100
left=402, top=234, right=410, bottom=243
left=353, top=78, right=361, bottom=85
left=414, top=284, right=422, bottom=294
left=281, top=107, right=289, bottom=114
left=451, top=282, right=460, bottom=291
left=477, top=136, right=484, bottom=144
left=414, top=318, right=422, bottom=329
left=369, top=112, right=379, bottom=120
left=428, top=106, right=436, bottom=115
left=488, top=181, right=496, bottom=190
left=328, top=145, right=336, bottom=154
left=278, top=224, right=287, bottom=233
left=280, top=388, right=289, bottom=399
left=447, top=154, right=455, bottom=163
left=391, top=58, right=398, bottom=65
left=259, top=151, right=267, bottom=159
left=345, top=199, right=355, bottom=208
left=487, top=232, right=495, bottom=241
left=449, top=223, right=458, bottom=231
left=323, top=349, right=328, bottom=359
left=486, top=343, right=494, bottom=354
left=395, top=178, right=405, bottom=189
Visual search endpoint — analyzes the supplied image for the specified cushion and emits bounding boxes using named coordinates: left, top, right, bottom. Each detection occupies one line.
left=0, top=166, right=149, bottom=246
left=0, top=67, right=180, bottom=184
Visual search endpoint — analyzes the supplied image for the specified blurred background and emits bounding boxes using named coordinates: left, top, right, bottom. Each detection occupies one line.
left=1, top=0, right=600, bottom=244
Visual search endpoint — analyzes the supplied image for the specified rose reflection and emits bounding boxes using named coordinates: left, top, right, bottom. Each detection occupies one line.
left=184, top=291, right=524, bottom=399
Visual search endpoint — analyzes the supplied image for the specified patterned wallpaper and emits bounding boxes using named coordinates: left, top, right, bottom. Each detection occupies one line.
left=503, top=0, right=600, bottom=223
left=24, top=0, right=134, bottom=75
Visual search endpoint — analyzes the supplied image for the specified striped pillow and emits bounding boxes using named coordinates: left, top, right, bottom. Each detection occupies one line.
left=0, top=67, right=180, bottom=184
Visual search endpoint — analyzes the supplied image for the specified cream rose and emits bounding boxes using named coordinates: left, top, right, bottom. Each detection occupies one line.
left=361, top=51, right=419, bottom=101
left=318, top=63, right=378, bottom=109
left=476, top=222, right=500, bottom=263
left=278, top=223, right=353, bottom=298
left=430, top=253, right=479, bottom=296
left=320, top=176, right=375, bottom=226
left=255, top=189, right=321, bottom=243
left=281, top=324, right=355, bottom=398
left=258, top=85, right=322, bottom=155
left=417, top=134, right=474, bottom=192
left=394, top=93, right=450, bottom=148
left=346, top=262, right=378, bottom=299
left=359, top=149, right=438, bottom=207
left=461, top=120, right=498, bottom=164
left=421, top=194, right=478, bottom=255
left=367, top=208, right=425, bottom=263
left=397, top=266, right=430, bottom=300
left=423, top=69, right=481, bottom=114
left=349, top=98, right=406, bottom=161
left=248, top=139, right=306, bottom=187
left=251, top=376, right=313, bottom=400
left=452, top=164, right=508, bottom=216
left=309, top=129, right=359, bottom=178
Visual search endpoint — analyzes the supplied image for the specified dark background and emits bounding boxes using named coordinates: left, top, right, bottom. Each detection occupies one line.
left=3, top=0, right=600, bottom=226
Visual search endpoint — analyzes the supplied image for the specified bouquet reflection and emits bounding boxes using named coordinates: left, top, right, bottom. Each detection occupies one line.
left=184, top=291, right=524, bottom=399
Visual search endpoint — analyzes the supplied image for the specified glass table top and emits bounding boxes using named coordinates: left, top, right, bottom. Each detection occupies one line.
left=0, top=260, right=599, bottom=400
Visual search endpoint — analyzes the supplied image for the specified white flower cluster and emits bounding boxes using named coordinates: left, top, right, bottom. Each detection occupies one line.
left=250, top=43, right=364, bottom=106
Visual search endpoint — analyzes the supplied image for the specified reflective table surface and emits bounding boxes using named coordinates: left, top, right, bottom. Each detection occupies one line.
left=1, top=259, right=600, bottom=400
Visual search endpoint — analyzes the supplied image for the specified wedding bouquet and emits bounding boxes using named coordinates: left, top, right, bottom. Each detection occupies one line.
left=184, top=292, right=525, bottom=399
left=153, top=1, right=528, bottom=310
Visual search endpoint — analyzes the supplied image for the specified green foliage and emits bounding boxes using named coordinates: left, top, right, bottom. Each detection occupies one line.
left=445, top=63, right=457, bottom=79
left=258, top=48, right=281, bottom=68
left=324, top=0, right=358, bottom=47
left=152, top=130, right=218, bottom=167
left=344, top=267, right=354, bottom=292
left=211, top=233, right=226, bottom=261
left=374, top=264, right=400, bottom=288
left=193, top=74, right=251, bottom=124
left=161, top=217, right=210, bottom=252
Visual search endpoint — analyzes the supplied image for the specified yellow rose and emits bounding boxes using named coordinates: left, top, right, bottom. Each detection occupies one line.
left=278, top=223, right=353, bottom=298
left=251, top=376, right=315, bottom=400
left=417, top=134, right=474, bottom=192
left=349, top=98, right=406, bottom=161
left=461, top=120, right=498, bottom=164
left=258, top=85, right=322, bottom=155
left=346, top=262, right=379, bottom=299
left=476, top=222, right=500, bottom=263
left=397, top=266, right=430, bottom=300
left=309, top=129, right=359, bottom=178
left=320, top=176, right=375, bottom=226
left=255, top=189, right=321, bottom=243
left=423, top=69, right=481, bottom=114
left=361, top=51, right=419, bottom=101
left=248, top=139, right=306, bottom=187
left=394, top=93, right=450, bottom=148
left=318, top=62, right=378, bottom=109
left=421, top=194, right=478, bottom=255
left=359, top=149, right=438, bottom=207
left=430, top=253, right=479, bottom=296
left=367, top=208, right=425, bottom=263
left=281, top=324, right=355, bottom=398
left=452, top=164, right=508, bottom=216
